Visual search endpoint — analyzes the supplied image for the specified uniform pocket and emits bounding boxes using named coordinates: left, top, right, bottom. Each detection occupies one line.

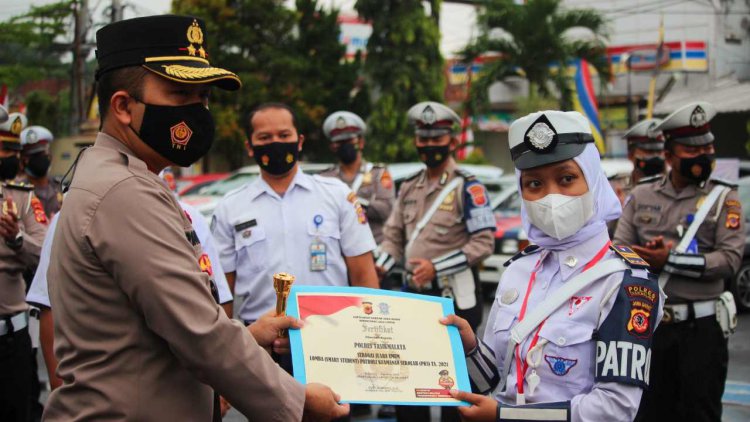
left=535, top=319, right=594, bottom=388
left=235, top=226, right=268, bottom=271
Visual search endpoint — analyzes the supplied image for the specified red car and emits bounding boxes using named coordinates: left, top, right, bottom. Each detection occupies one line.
left=177, top=173, right=229, bottom=196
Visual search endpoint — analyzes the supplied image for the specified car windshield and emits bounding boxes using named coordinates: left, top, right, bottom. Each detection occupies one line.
left=197, top=173, right=259, bottom=196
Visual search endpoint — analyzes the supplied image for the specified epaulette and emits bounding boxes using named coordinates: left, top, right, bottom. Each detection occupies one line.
left=637, top=175, right=662, bottom=185
left=503, top=244, right=541, bottom=267
left=3, top=181, right=34, bottom=191
left=711, top=177, right=738, bottom=189
left=455, top=167, right=476, bottom=180
left=610, top=244, right=649, bottom=269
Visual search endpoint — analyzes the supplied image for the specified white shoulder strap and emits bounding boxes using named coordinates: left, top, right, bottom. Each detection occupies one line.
left=405, top=176, right=462, bottom=256
left=658, top=184, right=729, bottom=288
left=499, top=258, right=628, bottom=390
left=350, top=162, right=374, bottom=194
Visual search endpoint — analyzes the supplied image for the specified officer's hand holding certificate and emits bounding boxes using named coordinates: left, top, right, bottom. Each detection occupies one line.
left=287, top=286, right=470, bottom=406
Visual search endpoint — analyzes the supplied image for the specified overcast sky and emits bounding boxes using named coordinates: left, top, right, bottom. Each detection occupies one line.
left=1, top=0, right=477, bottom=57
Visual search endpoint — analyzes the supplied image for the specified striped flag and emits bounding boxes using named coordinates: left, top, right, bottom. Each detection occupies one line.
left=571, top=59, right=605, bottom=154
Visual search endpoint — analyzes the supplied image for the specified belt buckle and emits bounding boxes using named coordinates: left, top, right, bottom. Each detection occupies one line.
left=662, top=307, right=674, bottom=324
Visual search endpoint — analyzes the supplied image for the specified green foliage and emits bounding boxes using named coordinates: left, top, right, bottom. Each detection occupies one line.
left=26, top=89, right=71, bottom=135
left=355, top=0, right=445, bottom=162
left=464, top=0, right=609, bottom=111
left=0, top=1, right=73, bottom=87
left=173, top=0, right=366, bottom=167
left=459, top=148, right=489, bottom=165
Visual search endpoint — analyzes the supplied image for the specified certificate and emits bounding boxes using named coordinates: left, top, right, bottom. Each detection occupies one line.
left=287, top=286, right=470, bottom=406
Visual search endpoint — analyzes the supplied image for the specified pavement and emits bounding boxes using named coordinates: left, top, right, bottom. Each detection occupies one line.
left=36, top=306, right=750, bottom=421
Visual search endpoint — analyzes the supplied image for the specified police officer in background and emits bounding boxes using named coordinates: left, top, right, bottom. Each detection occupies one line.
left=0, top=109, right=48, bottom=422
left=213, top=103, right=379, bottom=328
left=320, top=111, right=395, bottom=244
left=623, top=118, right=666, bottom=187
left=20, top=126, right=62, bottom=218
left=614, top=102, right=743, bottom=422
left=375, top=101, right=495, bottom=422
left=45, top=15, right=347, bottom=421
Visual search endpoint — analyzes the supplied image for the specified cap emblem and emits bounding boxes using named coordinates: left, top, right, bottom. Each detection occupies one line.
left=527, top=122, right=555, bottom=150
left=185, top=19, right=206, bottom=58
left=690, top=105, right=707, bottom=128
left=170, top=121, right=193, bottom=150
left=336, top=116, right=346, bottom=129
left=422, top=105, right=437, bottom=125
left=10, top=117, right=22, bottom=136
left=27, top=131, right=38, bottom=144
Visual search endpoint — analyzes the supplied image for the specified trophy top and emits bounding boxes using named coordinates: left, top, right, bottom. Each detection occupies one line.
left=273, top=272, right=296, bottom=284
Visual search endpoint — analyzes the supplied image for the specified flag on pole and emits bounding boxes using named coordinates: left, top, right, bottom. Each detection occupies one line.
left=572, top=59, right=605, bottom=154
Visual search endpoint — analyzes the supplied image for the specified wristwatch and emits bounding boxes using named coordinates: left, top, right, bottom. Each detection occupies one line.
left=5, top=232, right=23, bottom=250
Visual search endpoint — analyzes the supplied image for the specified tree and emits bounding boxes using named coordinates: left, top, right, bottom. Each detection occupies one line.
left=355, top=0, right=445, bottom=162
left=464, top=0, right=609, bottom=112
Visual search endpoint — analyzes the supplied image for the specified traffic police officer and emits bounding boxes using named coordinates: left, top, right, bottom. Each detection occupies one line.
left=20, top=125, right=62, bottom=218
left=445, top=110, right=664, bottom=422
left=614, top=102, right=743, bottom=422
left=623, top=119, right=666, bottom=187
left=375, top=101, right=495, bottom=422
left=212, top=103, right=379, bottom=327
left=320, top=111, right=395, bottom=244
left=45, top=16, right=347, bottom=421
left=0, top=109, right=47, bottom=422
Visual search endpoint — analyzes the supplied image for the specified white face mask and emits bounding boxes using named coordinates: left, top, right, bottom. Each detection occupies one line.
left=523, top=191, right=594, bottom=240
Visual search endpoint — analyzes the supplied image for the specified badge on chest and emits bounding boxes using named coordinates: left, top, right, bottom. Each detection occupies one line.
left=310, top=214, right=327, bottom=271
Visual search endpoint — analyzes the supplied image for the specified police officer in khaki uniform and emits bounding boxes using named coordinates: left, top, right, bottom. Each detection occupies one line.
left=45, top=15, right=348, bottom=421
left=375, top=101, right=495, bottom=422
left=623, top=118, right=666, bottom=187
left=0, top=109, right=48, bottom=422
left=20, top=125, right=62, bottom=218
left=614, top=102, right=743, bottom=422
left=320, top=111, right=394, bottom=244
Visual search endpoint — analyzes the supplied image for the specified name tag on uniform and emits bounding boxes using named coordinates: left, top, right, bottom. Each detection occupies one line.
left=310, top=241, right=327, bottom=271
left=234, top=219, right=257, bottom=232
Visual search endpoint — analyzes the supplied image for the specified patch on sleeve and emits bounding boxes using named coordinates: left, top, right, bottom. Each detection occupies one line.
left=726, top=211, right=741, bottom=230
left=463, top=180, right=495, bottom=234
left=380, top=170, right=393, bottom=190
left=595, top=270, right=659, bottom=388
left=610, top=244, right=649, bottom=268
left=198, top=253, right=213, bottom=276
left=30, top=197, right=48, bottom=225
left=347, top=191, right=367, bottom=224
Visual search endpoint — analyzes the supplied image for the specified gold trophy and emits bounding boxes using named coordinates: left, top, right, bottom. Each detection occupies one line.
left=273, top=272, right=295, bottom=337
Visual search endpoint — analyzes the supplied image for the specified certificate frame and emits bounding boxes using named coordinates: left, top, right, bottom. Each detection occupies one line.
left=287, top=285, right=470, bottom=406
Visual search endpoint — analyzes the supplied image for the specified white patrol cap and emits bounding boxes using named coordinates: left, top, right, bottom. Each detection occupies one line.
left=655, top=101, right=716, bottom=146
left=323, top=111, right=366, bottom=142
left=0, top=105, right=7, bottom=124
left=407, top=101, right=461, bottom=137
left=0, top=112, right=27, bottom=151
left=508, top=110, right=594, bottom=170
left=623, top=119, right=664, bottom=151
left=20, top=126, right=54, bottom=154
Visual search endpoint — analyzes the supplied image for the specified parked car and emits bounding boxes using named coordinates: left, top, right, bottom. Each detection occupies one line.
left=730, top=176, right=750, bottom=311
left=387, top=162, right=505, bottom=200
left=181, top=163, right=332, bottom=217
left=177, top=173, right=229, bottom=196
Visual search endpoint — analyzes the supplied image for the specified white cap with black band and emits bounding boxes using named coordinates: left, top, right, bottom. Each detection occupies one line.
left=508, top=111, right=594, bottom=170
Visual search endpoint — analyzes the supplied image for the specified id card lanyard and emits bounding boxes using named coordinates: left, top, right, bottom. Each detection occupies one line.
left=514, top=241, right=611, bottom=405
left=310, top=214, right=327, bottom=271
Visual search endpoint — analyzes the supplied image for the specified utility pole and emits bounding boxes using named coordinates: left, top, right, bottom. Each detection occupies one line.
left=70, top=0, right=89, bottom=135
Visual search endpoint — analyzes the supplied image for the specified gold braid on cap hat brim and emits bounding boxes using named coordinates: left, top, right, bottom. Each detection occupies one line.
left=161, top=64, right=237, bottom=80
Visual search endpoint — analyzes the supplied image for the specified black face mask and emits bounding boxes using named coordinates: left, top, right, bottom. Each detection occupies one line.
left=679, top=153, right=715, bottom=183
left=252, top=141, right=299, bottom=175
left=335, top=142, right=359, bottom=164
left=417, top=145, right=451, bottom=168
left=635, top=156, right=665, bottom=177
left=129, top=98, right=215, bottom=167
left=0, top=155, right=19, bottom=180
left=25, top=153, right=50, bottom=178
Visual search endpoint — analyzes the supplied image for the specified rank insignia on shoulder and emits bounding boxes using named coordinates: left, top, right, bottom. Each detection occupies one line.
left=503, top=244, right=541, bottom=267
left=610, top=244, right=649, bottom=269
left=234, top=219, right=257, bottom=232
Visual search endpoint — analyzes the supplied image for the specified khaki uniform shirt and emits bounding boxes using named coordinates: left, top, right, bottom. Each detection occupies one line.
left=320, top=161, right=395, bottom=243
left=613, top=174, right=744, bottom=302
left=380, top=159, right=495, bottom=273
left=0, top=183, right=46, bottom=315
left=25, top=177, right=62, bottom=218
left=45, top=133, right=304, bottom=421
